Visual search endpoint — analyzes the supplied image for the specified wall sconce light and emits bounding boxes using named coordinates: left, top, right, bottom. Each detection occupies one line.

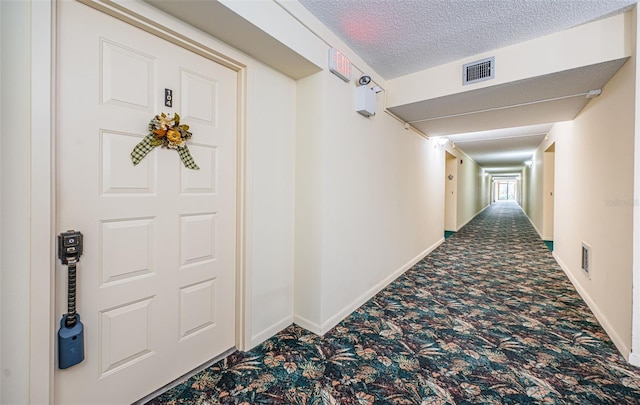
left=524, top=160, right=533, bottom=167
left=432, top=136, right=449, bottom=149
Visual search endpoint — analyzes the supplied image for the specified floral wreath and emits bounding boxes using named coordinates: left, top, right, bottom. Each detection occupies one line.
left=130, top=112, right=199, bottom=169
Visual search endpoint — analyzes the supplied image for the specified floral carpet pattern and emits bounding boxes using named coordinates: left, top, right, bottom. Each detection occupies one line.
left=148, top=202, right=640, bottom=404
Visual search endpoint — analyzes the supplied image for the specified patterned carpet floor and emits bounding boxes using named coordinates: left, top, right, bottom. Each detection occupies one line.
left=148, top=201, right=640, bottom=404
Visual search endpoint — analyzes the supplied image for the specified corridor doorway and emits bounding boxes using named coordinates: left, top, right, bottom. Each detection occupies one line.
left=495, top=181, right=517, bottom=201
left=543, top=143, right=556, bottom=246
left=444, top=152, right=457, bottom=232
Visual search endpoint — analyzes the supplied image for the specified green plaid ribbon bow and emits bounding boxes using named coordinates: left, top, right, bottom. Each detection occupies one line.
left=130, top=113, right=200, bottom=170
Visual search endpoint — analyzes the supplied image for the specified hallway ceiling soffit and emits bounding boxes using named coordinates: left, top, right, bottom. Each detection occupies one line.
left=403, top=58, right=628, bottom=168
left=388, top=59, right=628, bottom=130
left=144, top=0, right=321, bottom=79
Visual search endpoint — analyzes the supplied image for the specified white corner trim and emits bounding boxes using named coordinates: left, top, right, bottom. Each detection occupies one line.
left=318, top=238, right=445, bottom=335
left=293, top=313, right=323, bottom=336
left=30, top=1, right=55, bottom=404
left=249, top=314, right=293, bottom=350
left=632, top=2, right=640, bottom=379
left=554, top=252, right=631, bottom=360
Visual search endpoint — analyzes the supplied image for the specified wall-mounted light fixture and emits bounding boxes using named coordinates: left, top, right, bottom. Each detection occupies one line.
left=524, top=160, right=533, bottom=167
left=431, top=136, right=449, bottom=149
left=355, top=75, right=384, bottom=117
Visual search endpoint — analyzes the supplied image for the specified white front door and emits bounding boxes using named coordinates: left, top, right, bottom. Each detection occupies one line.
left=55, top=2, right=237, bottom=403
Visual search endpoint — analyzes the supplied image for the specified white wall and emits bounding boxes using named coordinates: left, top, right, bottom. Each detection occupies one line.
left=1, top=4, right=3, bottom=399
left=293, top=68, right=492, bottom=333
left=318, top=69, right=445, bottom=332
left=523, top=142, right=556, bottom=241
left=3, top=2, right=55, bottom=402
left=444, top=152, right=457, bottom=231
left=1, top=1, right=31, bottom=403
left=293, top=67, right=449, bottom=335
left=542, top=148, right=555, bottom=240
left=523, top=146, right=545, bottom=237
left=632, top=4, right=640, bottom=367
left=293, top=72, right=324, bottom=331
left=526, top=55, right=636, bottom=358
left=248, top=63, right=297, bottom=346
left=449, top=148, right=487, bottom=230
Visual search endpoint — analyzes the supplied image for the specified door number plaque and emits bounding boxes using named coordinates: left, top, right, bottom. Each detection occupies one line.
left=165, top=88, right=173, bottom=108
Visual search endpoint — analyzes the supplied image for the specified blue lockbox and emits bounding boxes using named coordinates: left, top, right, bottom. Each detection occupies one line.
left=58, top=314, right=84, bottom=369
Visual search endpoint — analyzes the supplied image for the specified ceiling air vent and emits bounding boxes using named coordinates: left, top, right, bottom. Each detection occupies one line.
left=463, top=56, right=495, bottom=85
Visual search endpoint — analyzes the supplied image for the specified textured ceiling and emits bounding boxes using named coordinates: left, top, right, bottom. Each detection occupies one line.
left=298, top=0, right=637, bottom=80
left=298, top=0, right=637, bottom=171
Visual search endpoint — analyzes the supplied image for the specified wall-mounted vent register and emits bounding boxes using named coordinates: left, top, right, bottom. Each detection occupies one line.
left=463, top=56, right=495, bottom=85
left=581, top=242, right=591, bottom=278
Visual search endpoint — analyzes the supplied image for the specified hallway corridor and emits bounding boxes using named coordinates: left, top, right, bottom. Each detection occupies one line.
left=149, top=202, right=640, bottom=404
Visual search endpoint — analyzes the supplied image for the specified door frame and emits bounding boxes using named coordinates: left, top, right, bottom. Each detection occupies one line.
left=30, top=1, right=249, bottom=402
left=444, top=151, right=457, bottom=231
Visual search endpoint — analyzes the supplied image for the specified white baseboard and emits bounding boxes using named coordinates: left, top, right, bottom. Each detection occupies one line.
left=318, top=238, right=445, bottom=335
left=522, top=209, right=544, bottom=239
left=293, top=313, right=322, bottom=336
left=456, top=204, right=490, bottom=231
left=554, top=252, right=631, bottom=360
left=248, top=314, right=294, bottom=350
